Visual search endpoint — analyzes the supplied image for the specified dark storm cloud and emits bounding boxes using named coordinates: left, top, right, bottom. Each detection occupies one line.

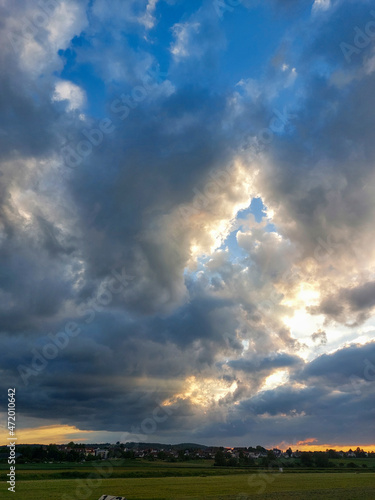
left=0, top=294, right=244, bottom=431
left=311, top=329, right=327, bottom=345
left=240, top=385, right=325, bottom=417
left=0, top=240, right=75, bottom=332
left=228, top=352, right=303, bottom=373
left=309, top=297, right=344, bottom=321
left=243, top=342, right=375, bottom=422
left=309, top=282, right=375, bottom=325
left=299, top=341, right=375, bottom=383
left=195, top=342, right=375, bottom=444
left=0, top=0, right=238, bottom=339
left=69, top=85, right=232, bottom=228
left=0, top=326, right=185, bottom=431
left=194, top=380, right=374, bottom=444
left=344, top=281, right=375, bottom=311
left=0, top=3, right=90, bottom=336
left=256, top=2, right=375, bottom=249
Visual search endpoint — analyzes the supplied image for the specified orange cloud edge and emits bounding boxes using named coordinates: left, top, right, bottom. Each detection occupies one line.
left=275, top=439, right=375, bottom=453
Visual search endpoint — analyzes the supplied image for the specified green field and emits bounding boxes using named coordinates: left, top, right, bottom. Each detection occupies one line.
left=1, top=460, right=374, bottom=499
left=1, top=473, right=375, bottom=499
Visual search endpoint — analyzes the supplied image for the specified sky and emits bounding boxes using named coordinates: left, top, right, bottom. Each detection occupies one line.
left=0, top=0, right=375, bottom=451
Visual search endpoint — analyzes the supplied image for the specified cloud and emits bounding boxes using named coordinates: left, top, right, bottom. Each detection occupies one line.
left=344, top=281, right=375, bottom=311
left=299, top=341, right=375, bottom=384
left=0, top=425, right=93, bottom=445
left=52, top=80, right=86, bottom=111
left=171, top=22, right=201, bottom=59
left=311, top=329, right=327, bottom=345
left=91, top=0, right=162, bottom=31
left=3, top=0, right=88, bottom=76
left=0, top=0, right=375, bottom=449
left=309, top=281, right=375, bottom=326
left=169, top=4, right=226, bottom=77
left=228, top=353, right=303, bottom=373
left=140, top=0, right=160, bottom=30
left=312, top=0, right=331, bottom=13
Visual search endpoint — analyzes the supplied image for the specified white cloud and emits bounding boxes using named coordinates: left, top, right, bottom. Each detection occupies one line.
left=312, top=0, right=331, bottom=13
left=140, top=0, right=159, bottom=30
left=4, top=0, right=88, bottom=77
left=92, top=0, right=160, bottom=30
left=47, top=0, right=88, bottom=49
left=170, top=22, right=201, bottom=59
left=52, top=80, right=86, bottom=111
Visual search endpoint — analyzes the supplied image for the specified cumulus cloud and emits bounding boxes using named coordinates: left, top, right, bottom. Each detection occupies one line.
left=52, top=80, right=86, bottom=110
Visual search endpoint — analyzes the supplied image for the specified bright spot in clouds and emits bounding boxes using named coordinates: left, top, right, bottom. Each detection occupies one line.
left=297, top=284, right=320, bottom=306
left=163, top=376, right=238, bottom=407
left=260, top=370, right=290, bottom=392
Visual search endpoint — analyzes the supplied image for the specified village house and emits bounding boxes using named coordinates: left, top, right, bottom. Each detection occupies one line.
left=95, top=449, right=109, bottom=459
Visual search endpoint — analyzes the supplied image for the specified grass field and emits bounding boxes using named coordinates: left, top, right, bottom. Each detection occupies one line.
left=1, top=472, right=375, bottom=499
left=1, top=458, right=374, bottom=482
left=331, top=457, right=375, bottom=467
left=1, top=459, right=375, bottom=500
left=0, top=464, right=252, bottom=481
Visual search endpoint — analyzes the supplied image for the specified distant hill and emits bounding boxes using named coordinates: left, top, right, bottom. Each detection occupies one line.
left=124, top=442, right=209, bottom=450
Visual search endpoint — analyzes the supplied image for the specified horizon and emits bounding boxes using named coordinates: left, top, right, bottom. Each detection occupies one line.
left=1, top=0, right=375, bottom=454
left=4, top=439, right=375, bottom=454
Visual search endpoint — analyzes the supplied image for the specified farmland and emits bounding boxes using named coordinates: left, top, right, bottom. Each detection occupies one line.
left=1, top=460, right=374, bottom=499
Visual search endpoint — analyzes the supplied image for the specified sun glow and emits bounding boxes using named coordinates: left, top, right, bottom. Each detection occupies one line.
left=297, top=284, right=320, bottom=305
left=283, top=309, right=312, bottom=330
left=260, top=369, right=289, bottom=392
left=283, top=283, right=320, bottom=308
left=0, top=425, right=94, bottom=445
left=162, top=376, right=238, bottom=407
left=282, top=283, right=323, bottom=342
